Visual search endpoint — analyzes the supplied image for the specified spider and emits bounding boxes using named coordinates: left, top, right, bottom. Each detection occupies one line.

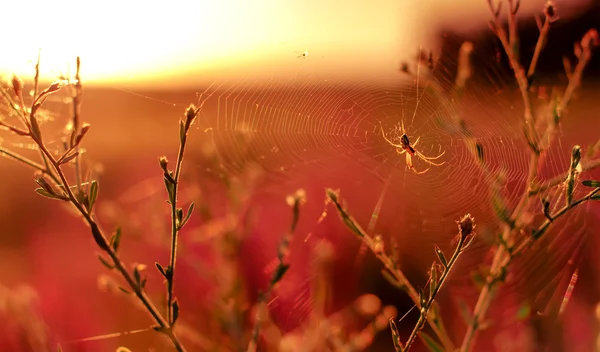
left=380, top=121, right=446, bottom=174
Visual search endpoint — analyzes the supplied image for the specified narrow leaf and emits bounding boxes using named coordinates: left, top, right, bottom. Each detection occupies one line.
left=389, top=318, right=404, bottom=351
left=35, top=188, right=68, bottom=201
left=179, top=202, right=195, bottom=229
left=418, top=331, right=444, bottom=352
left=110, top=228, right=122, bottom=253
left=118, top=287, right=131, bottom=294
left=88, top=180, right=98, bottom=211
left=155, top=262, right=167, bottom=277
left=418, top=287, right=427, bottom=308
left=58, top=151, right=79, bottom=164
left=429, top=263, right=438, bottom=299
left=98, top=255, right=114, bottom=270
left=434, top=245, right=447, bottom=268
left=179, top=119, right=186, bottom=143
left=172, top=299, right=180, bottom=325
left=582, top=180, right=600, bottom=188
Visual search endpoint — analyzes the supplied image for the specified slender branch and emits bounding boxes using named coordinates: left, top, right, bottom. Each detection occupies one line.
left=459, top=3, right=597, bottom=350
left=164, top=107, right=198, bottom=326
left=326, top=188, right=456, bottom=352
left=0, top=147, right=46, bottom=172
left=37, top=135, right=187, bottom=352
left=529, top=158, right=600, bottom=196
left=401, top=215, right=475, bottom=351
left=2, top=74, right=189, bottom=351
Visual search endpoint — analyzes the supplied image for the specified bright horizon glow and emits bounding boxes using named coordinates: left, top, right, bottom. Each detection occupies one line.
left=1, top=0, right=586, bottom=88
left=1, top=0, right=433, bottom=87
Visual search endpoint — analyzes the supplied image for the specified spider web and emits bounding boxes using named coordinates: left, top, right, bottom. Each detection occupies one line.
left=2, top=17, right=598, bottom=349
left=170, top=39, right=598, bottom=335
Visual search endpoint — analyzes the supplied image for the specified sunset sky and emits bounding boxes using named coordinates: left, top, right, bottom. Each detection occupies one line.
left=0, top=0, right=590, bottom=88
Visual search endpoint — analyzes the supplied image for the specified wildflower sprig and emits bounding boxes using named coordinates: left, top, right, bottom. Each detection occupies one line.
left=326, top=188, right=455, bottom=352
left=390, top=214, right=476, bottom=352
left=0, top=58, right=188, bottom=351
left=457, top=2, right=599, bottom=351
left=156, top=103, right=200, bottom=328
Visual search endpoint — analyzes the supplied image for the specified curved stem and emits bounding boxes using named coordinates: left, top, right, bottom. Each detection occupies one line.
left=35, top=126, right=187, bottom=352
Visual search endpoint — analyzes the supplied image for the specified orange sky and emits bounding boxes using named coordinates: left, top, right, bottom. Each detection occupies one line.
left=0, top=0, right=590, bottom=88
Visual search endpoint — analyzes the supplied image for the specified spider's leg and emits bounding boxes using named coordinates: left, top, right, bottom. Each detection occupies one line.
left=416, top=149, right=446, bottom=161
left=396, top=148, right=406, bottom=155
left=411, top=167, right=430, bottom=175
left=415, top=151, right=446, bottom=167
left=412, top=137, right=420, bottom=147
left=381, top=126, right=404, bottom=148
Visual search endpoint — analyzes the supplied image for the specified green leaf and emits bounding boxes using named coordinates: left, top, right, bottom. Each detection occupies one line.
left=418, top=331, right=444, bottom=352
left=118, top=286, right=131, bottom=294
left=109, top=228, right=122, bottom=253
left=98, top=254, right=114, bottom=270
left=179, top=119, right=186, bottom=143
left=434, top=245, right=447, bottom=268
left=35, top=188, right=66, bottom=201
left=429, top=263, right=438, bottom=299
left=389, top=318, right=404, bottom=351
left=172, top=299, right=180, bottom=325
left=418, top=287, right=427, bottom=308
left=155, top=262, right=167, bottom=277
left=176, top=207, right=183, bottom=226
left=178, top=202, right=195, bottom=229
left=88, top=180, right=98, bottom=212
left=582, top=180, right=600, bottom=188
left=163, top=174, right=176, bottom=203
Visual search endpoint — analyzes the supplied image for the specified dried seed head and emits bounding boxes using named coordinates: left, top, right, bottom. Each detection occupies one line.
left=544, top=1, right=555, bottom=18
left=185, top=104, right=198, bottom=124
left=457, top=213, right=476, bottom=240
left=11, top=75, right=22, bottom=96
left=159, top=156, right=169, bottom=171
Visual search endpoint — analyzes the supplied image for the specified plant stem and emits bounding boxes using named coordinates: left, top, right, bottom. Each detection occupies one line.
left=36, top=141, right=187, bottom=352
left=403, top=235, right=466, bottom=351
left=167, top=123, right=189, bottom=326
left=460, top=186, right=600, bottom=352
left=326, top=189, right=455, bottom=352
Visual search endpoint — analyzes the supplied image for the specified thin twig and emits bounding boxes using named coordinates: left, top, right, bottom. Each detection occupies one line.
left=1, top=70, right=188, bottom=351
left=326, top=188, right=456, bottom=352
left=459, top=4, right=598, bottom=351
left=401, top=215, right=475, bottom=351
left=164, top=106, right=198, bottom=326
